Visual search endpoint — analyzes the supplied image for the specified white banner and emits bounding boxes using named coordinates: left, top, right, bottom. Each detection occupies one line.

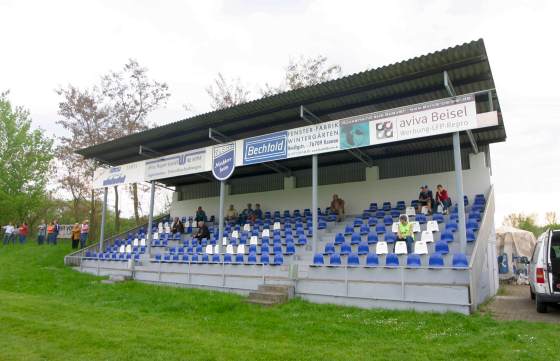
left=144, top=148, right=209, bottom=182
left=287, top=120, right=340, bottom=158
left=93, top=161, right=145, bottom=189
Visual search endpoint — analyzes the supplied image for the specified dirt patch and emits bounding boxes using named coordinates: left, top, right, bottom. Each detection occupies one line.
left=481, top=284, right=560, bottom=323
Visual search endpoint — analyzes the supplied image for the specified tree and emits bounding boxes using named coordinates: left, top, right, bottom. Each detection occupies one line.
left=0, top=91, right=55, bottom=228
left=545, top=211, right=557, bottom=225
left=503, top=213, right=543, bottom=237
left=260, top=55, right=342, bottom=96
left=101, top=59, right=170, bottom=226
left=206, top=73, right=250, bottom=110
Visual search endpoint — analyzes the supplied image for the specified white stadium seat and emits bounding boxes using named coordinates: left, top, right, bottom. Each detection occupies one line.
left=140, top=239, right=146, bottom=247
left=394, top=241, right=408, bottom=255
left=262, top=229, right=270, bottom=238
left=133, top=238, right=139, bottom=247
left=237, top=244, right=245, bottom=254
left=153, top=232, right=159, bottom=240
left=250, top=236, right=258, bottom=246
left=165, top=226, right=171, bottom=234
left=226, top=244, right=234, bottom=254
left=421, top=206, right=429, bottom=215
left=222, top=237, right=228, bottom=246
left=243, top=224, right=251, bottom=232
left=411, top=221, right=421, bottom=233
left=125, top=244, right=132, bottom=253
left=391, top=222, right=399, bottom=233
left=205, top=245, right=213, bottom=254
left=119, top=245, right=125, bottom=253
left=421, top=231, right=434, bottom=243
left=376, top=241, right=388, bottom=255
left=214, top=245, right=220, bottom=254
left=426, top=220, right=439, bottom=233
left=273, top=222, right=281, bottom=230
left=406, top=207, right=416, bottom=217
left=231, top=230, right=239, bottom=239
left=414, top=241, right=428, bottom=255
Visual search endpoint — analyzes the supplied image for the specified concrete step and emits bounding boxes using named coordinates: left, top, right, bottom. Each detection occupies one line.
left=246, top=298, right=278, bottom=307
left=248, top=291, right=288, bottom=303
left=258, top=284, right=294, bottom=296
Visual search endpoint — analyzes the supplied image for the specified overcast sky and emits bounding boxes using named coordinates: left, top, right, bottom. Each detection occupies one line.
left=1, top=0, right=559, bottom=224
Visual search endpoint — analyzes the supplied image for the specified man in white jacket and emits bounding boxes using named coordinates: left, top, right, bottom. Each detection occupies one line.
left=2, top=222, right=15, bottom=245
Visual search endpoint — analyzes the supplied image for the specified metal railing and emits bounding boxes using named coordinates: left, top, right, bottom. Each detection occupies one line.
left=64, top=214, right=170, bottom=267
left=468, top=185, right=495, bottom=312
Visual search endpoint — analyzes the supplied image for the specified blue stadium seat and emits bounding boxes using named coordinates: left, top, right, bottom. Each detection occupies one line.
left=360, top=224, right=369, bottom=235
left=429, top=253, right=444, bottom=267
left=440, top=231, right=454, bottom=243
left=347, top=253, right=360, bottom=266
left=273, top=244, right=282, bottom=254
left=390, top=209, right=400, bottom=218
left=369, top=202, right=378, bottom=211
left=366, top=253, right=379, bottom=266
left=353, top=218, right=363, bottom=227
left=344, top=225, right=353, bottom=236
left=191, top=253, right=199, bottom=263
left=435, top=241, right=449, bottom=254
left=385, top=253, right=399, bottom=266
left=335, top=233, right=345, bottom=245
left=384, top=232, right=396, bottom=243
left=313, top=253, right=324, bottom=265
left=396, top=201, right=406, bottom=211
left=261, top=244, right=270, bottom=254
left=260, top=253, right=270, bottom=264
left=375, top=210, right=385, bottom=219
left=368, top=217, right=377, bottom=226
left=273, top=254, right=283, bottom=265
left=340, top=243, right=351, bottom=255
left=415, top=214, right=427, bottom=224
left=247, top=252, right=257, bottom=264
left=201, top=254, right=209, bottom=263
left=223, top=253, right=232, bottom=263
left=329, top=253, right=342, bottom=266
left=466, top=220, right=479, bottom=231
left=367, top=232, right=378, bottom=244
left=235, top=253, right=244, bottom=264
left=357, top=242, right=369, bottom=255
left=324, top=242, right=335, bottom=255
left=406, top=254, right=421, bottom=267
left=383, top=215, right=393, bottom=226
left=351, top=232, right=361, bottom=245
left=382, top=202, right=391, bottom=211
left=375, top=224, right=386, bottom=234
left=172, top=254, right=179, bottom=262
left=445, top=222, right=458, bottom=232
left=466, top=229, right=476, bottom=242
left=212, top=254, right=221, bottom=263
left=285, top=242, right=295, bottom=255
left=432, top=213, right=444, bottom=223
left=452, top=253, right=468, bottom=268
left=297, top=234, right=307, bottom=245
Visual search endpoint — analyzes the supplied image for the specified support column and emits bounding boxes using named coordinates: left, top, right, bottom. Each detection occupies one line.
left=98, top=187, right=108, bottom=253
left=218, top=180, right=225, bottom=243
left=147, top=181, right=156, bottom=244
left=312, top=155, right=318, bottom=255
left=453, top=132, right=467, bottom=254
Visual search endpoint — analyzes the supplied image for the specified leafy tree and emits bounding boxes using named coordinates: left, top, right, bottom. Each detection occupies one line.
left=0, top=91, right=54, bottom=228
left=503, top=213, right=543, bottom=237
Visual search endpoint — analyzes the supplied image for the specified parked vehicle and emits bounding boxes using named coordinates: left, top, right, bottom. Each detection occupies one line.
left=526, top=229, right=560, bottom=313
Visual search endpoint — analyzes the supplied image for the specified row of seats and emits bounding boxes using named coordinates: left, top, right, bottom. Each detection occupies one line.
left=154, top=252, right=284, bottom=265
left=363, top=194, right=486, bottom=213
left=313, top=252, right=469, bottom=268
left=166, top=243, right=297, bottom=256
left=85, top=252, right=141, bottom=261
left=324, top=239, right=460, bottom=256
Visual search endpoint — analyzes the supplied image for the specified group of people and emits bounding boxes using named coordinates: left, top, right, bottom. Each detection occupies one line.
left=417, top=184, right=452, bottom=215
left=225, top=203, right=263, bottom=224
left=2, top=219, right=89, bottom=249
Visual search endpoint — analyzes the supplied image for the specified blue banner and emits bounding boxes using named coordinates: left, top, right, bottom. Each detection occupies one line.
left=243, top=131, right=288, bottom=165
left=212, top=143, right=236, bottom=180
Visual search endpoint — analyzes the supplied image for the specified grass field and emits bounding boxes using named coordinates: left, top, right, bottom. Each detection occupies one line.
left=0, top=243, right=559, bottom=361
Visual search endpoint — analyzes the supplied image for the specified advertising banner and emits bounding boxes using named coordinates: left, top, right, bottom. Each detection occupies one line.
left=212, top=143, right=236, bottom=180
left=93, top=161, right=145, bottom=189
left=243, top=131, right=288, bottom=165
left=287, top=120, right=340, bottom=158
left=145, top=148, right=208, bottom=182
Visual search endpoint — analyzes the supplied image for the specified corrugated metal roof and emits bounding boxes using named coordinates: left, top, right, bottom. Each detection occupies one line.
left=77, top=38, right=505, bottom=167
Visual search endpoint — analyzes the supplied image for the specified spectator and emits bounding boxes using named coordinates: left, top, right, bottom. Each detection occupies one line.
left=171, top=217, right=185, bottom=234
left=71, top=223, right=81, bottom=249
left=53, top=219, right=60, bottom=245
left=397, top=215, right=414, bottom=253
left=46, top=221, right=55, bottom=245
left=80, top=220, right=89, bottom=249
left=241, top=203, right=254, bottom=223
left=2, top=222, right=15, bottom=245
left=225, top=204, right=238, bottom=223
left=435, top=184, right=452, bottom=214
left=194, top=206, right=207, bottom=223
left=18, top=222, right=28, bottom=244
left=254, top=203, right=263, bottom=220
left=37, top=220, right=47, bottom=245
left=194, top=221, right=210, bottom=241
left=417, top=185, right=434, bottom=215
left=330, top=194, right=345, bottom=222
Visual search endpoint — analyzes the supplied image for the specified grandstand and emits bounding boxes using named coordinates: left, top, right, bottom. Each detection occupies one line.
left=66, top=39, right=505, bottom=314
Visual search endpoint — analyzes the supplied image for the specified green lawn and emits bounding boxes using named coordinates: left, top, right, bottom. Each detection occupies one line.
left=0, top=243, right=558, bottom=361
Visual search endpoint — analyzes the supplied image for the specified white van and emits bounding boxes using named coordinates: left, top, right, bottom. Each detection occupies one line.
left=527, top=229, right=560, bottom=313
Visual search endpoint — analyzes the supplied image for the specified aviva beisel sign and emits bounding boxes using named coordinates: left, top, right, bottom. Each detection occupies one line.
left=242, top=131, right=288, bottom=165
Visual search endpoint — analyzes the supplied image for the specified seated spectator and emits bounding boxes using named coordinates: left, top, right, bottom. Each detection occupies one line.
left=254, top=203, right=263, bottom=220
left=225, top=204, right=238, bottom=223
left=194, top=206, right=207, bottom=223
left=397, top=215, right=414, bottom=253
left=435, top=184, right=452, bottom=214
left=330, top=194, right=345, bottom=222
left=417, top=185, right=434, bottom=215
left=241, top=203, right=254, bottom=223
left=171, top=217, right=185, bottom=234
left=194, top=221, right=210, bottom=241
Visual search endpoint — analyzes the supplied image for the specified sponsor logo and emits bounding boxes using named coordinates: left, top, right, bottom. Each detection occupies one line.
left=243, top=131, right=287, bottom=165
left=103, top=174, right=126, bottom=186
left=212, top=143, right=235, bottom=181
left=110, top=167, right=121, bottom=174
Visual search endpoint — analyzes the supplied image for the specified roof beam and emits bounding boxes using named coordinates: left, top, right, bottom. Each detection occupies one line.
left=444, top=71, right=478, bottom=154
left=300, top=106, right=374, bottom=167
left=208, top=128, right=292, bottom=176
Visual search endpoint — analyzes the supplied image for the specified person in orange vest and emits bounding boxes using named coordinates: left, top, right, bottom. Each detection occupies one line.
left=46, top=221, right=55, bottom=245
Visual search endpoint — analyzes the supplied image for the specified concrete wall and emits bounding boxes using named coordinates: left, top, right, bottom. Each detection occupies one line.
left=171, top=152, right=491, bottom=219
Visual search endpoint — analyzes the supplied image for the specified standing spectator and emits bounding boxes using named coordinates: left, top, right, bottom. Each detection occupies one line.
left=254, top=203, right=263, bottom=220
left=397, top=215, right=414, bottom=253
left=46, top=221, right=55, bottom=245
left=330, top=194, right=345, bottom=222
left=435, top=184, right=452, bottom=214
left=71, top=223, right=81, bottom=249
left=417, top=185, right=434, bottom=215
left=37, top=220, right=47, bottom=245
left=18, top=222, right=29, bottom=244
left=80, top=220, right=89, bottom=249
left=171, top=217, right=184, bottom=234
left=225, top=204, right=238, bottom=223
left=52, top=219, right=60, bottom=245
left=194, top=206, right=207, bottom=223
left=2, top=222, right=15, bottom=245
